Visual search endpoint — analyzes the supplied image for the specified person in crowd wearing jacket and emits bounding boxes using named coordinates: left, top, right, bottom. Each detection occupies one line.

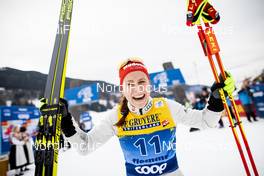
left=9, top=126, right=26, bottom=176
left=238, top=79, right=258, bottom=122
left=20, top=126, right=34, bottom=171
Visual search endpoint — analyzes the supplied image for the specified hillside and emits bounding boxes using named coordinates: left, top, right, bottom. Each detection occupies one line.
left=0, top=67, right=114, bottom=91
left=0, top=67, right=117, bottom=106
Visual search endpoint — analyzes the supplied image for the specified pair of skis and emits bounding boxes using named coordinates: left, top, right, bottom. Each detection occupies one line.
left=196, top=22, right=259, bottom=176
left=34, top=0, right=73, bottom=176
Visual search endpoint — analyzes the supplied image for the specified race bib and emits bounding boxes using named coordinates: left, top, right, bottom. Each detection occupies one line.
left=117, top=98, right=179, bottom=176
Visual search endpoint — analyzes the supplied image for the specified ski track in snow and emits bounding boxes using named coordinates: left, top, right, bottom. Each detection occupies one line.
left=16, top=113, right=264, bottom=176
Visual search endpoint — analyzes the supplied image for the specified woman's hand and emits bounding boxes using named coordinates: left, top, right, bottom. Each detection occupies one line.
left=59, top=98, right=77, bottom=137
left=211, top=71, right=235, bottom=98
left=38, top=98, right=76, bottom=138
left=207, top=71, right=235, bottom=112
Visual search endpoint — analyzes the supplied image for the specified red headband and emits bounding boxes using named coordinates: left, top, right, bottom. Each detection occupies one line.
left=119, top=61, right=149, bottom=85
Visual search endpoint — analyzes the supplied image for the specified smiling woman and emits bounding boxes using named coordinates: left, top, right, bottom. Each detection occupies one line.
left=39, top=57, right=236, bottom=176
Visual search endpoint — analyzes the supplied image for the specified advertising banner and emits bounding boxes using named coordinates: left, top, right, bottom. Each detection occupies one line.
left=149, top=69, right=185, bottom=89
left=251, top=84, right=264, bottom=118
left=64, top=84, right=99, bottom=106
left=0, top=106, right=40, bottom=155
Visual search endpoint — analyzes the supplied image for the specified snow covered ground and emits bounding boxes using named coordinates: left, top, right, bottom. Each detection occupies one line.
left=14, top=115, right=264, bottom=176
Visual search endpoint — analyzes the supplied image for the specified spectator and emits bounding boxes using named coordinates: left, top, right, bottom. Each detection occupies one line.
left=20, top=126, right=34, bottom=171
left=238, top=79, right=258, bottom=122
left=9, top=126, right=26, bottom=176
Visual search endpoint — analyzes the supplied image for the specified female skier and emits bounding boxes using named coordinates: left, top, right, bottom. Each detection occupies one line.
left=54, top=58, right=235, bottom=176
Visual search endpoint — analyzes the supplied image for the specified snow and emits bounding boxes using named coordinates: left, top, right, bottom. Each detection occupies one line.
left=59, top=115, right=264, bottom=176
left=12, top=115, right=264, bottom=176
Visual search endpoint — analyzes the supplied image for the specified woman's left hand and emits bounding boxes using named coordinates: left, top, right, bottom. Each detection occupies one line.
left=211, top=71, right=235, bottom=98
left=222, top=72, right=235, bottom=96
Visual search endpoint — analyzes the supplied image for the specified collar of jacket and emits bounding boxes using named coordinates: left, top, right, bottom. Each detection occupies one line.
left=127, top=97, right=153, bottom=115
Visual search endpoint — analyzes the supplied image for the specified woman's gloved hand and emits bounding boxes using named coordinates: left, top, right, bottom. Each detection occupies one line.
left=208, top=72, right=235, bottom=112
left=59, top=98, right=77, bottom=137
left=211, top=72, right=235, bottom=98
left=38, top=98, right=76, bottom=137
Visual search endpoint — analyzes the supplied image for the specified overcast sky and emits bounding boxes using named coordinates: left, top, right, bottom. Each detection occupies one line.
left=1, top=0, right=264, bottom=86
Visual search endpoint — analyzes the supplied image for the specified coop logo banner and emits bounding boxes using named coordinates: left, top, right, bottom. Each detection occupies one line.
left=64, top=84, right=99, bottom=106
left=149, top=69, right=185, bottom=89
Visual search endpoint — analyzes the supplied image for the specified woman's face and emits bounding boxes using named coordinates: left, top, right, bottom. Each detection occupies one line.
left=122, top=71, right=150, bottom=109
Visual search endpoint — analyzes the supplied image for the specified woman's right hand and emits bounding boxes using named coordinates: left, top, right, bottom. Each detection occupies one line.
left=39, top=98, right=77, bottom=137
left=59, top=98, right=77, bottom=137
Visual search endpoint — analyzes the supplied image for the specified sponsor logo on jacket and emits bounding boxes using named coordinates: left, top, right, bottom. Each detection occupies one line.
left=122, top=113, right=161, bottom=131
left=135, top=163, right=167, bottom=175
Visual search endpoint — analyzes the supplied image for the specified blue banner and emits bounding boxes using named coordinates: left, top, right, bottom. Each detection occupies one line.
left=0, top=106, right=40, bottom=121
left=149, top=69, right=185, bottom=89
left=251, top=84, right=264, bottom=118
left=0, top=106, right=40, bottom=155
left=64, top=84, right=99, bottom=106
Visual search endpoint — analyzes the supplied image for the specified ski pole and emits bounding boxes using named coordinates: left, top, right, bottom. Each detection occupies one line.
left=196, top=24, right=253, bottom=176
left=214, top=46, right=259, bottom=176
left=202, top=23, right=259, bottom=176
